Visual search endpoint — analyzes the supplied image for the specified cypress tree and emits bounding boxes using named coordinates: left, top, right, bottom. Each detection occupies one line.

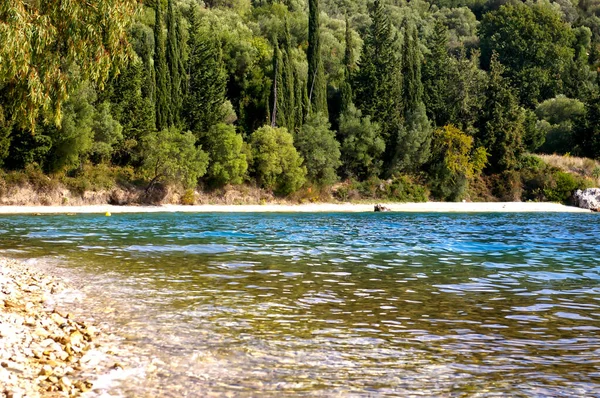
left=270, top=40, right=283, bottom=127
left=422, top=21, right=451, bottom=128
left=477, top=53, right=524, bottom=173
left=154, top=0, right=170, bottom=130
left=294, top=69, right=306, bottom=129
left=307, top=0, right=327, bottom=116
left=280, top=18, right=296, bottom=132
left=395, top=21, right=431, bottom=172
left=166, top=0, right=183, bottom=126
left=184, top=15, right=227, bottom=135
left=340, top=16, right=354, bottom=115
left=353, top=0, right=401, bottom=142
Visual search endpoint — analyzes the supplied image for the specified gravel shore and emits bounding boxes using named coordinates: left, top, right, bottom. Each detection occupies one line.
left=0, top=258, right=121, bottom=397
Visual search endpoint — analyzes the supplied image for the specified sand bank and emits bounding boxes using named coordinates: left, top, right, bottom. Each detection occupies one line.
left=0, top=202, right=592, bottom=214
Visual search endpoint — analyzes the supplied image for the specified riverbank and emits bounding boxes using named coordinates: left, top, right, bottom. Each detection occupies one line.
left=0, top=258, right=120, bottom=397
left=0, top=201, right=592, bottom=214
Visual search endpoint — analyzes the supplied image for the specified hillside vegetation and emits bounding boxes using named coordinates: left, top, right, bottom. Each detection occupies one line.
left=1, top=0, right=600, bottom=204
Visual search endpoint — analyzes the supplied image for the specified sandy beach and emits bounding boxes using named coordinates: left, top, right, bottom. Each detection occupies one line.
left=0, top=201, right=592, bottom=214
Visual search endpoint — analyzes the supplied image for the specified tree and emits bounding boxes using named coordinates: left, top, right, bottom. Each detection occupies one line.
left=278, top=19, right=297, bottom=132
left=423, top=21, right=451, bottom=128
left=201, top=123, right=248, bottom=187
left=90, top=102, right=123, bottom=164
left=573, top=93, right=600, bottom=159
left=45, top=83, right=98, bottom=171
left=353, top=0, right=401, bottom=148
left=339, top=104, right=385, bottom=180
left=535, top=95, right=585, bottom=154
left=479, top=2, right=576, bottom=107
left=428, top=124, right=487, bottom=201
left=154, top=0, right=171, bottom=130
left=106, top=58, right=156, bottom=167
left=477, top=54, right=525, bottom=173
left=249, top=125, right=306, bottom=195
left=340, top=16, right=354, bottom=115
left=184, top=14, right=227, bottom=135
left=166, top=0, right=185, bottom=125
left=0, top=0, right=137, bottom=129
left=395, top=21, right=431, bottom=172
left=307, top=0, right=328, bottom=116
left=141, top=127, right=209, bottom=190
left=446, top=50, right=486, bottom=136
left=295, top=113, right=341, bottom=186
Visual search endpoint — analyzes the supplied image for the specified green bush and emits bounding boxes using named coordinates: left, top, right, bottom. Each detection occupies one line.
left=543, top=171, right=592, bottom=203
left=249, top=125, right=306, bottom=196
left=295, top=113, right=341, bottom=186
left=201, top=123, right=248, bottom=187
left=140, top=127, right=209, bottom=189
left=384, top=175, right=428, bottom=202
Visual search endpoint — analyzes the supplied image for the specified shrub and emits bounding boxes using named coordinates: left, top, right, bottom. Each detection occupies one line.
left=428, top=125, right=487, bottom=201
left=491, top=170, right=523, bottom=201
left=384, top=175, right=428, bottom=202
left=249, top=125, right=306, bottom=196
left=339, top=105, right=385, bottom=180
left=181, top=189, right=196, bottom=205
left=295, top=113, right=341, bottom=186
left=140, top=127, right=209, bottom=190
left=201, top=123, right=248, bottom=187
left=543, top=171, right=592, bottom=203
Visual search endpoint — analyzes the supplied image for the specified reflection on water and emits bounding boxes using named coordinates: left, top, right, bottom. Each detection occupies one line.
left=1, top=212, right=600, bottom=396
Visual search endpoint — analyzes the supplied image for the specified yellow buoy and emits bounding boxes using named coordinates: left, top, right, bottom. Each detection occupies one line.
left=105, top=212, right=111, bottom=217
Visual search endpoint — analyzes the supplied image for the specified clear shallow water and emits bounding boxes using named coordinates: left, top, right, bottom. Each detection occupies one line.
left=1, top=212, right=600, bottom=396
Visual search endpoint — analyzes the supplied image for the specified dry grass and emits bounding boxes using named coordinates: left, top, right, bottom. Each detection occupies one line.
left=536, top=154, right=600, bottom=184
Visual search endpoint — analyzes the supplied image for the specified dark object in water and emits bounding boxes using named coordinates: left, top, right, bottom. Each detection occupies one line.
left=374, top=204, right=390, bottom=212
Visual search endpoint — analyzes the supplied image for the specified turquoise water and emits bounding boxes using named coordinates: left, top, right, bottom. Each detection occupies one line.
left=1, top=212, right=600, bottom=396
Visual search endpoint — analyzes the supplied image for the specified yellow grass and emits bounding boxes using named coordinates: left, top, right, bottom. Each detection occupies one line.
left=536, top=154, right=600, bottom=184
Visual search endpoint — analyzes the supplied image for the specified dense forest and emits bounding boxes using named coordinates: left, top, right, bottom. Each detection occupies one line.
left=1, top=0, right=600, bottom=204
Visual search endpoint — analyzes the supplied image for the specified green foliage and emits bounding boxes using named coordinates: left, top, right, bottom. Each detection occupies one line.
left=573, top=91, right=600, bottom=160
left=295, top=113, right=341, bottom=186
left=307, top=0, right=328, bottom=116
left=334, top=175, right=428, bottom=202
left=166, top=0, right=185, bottom=126
left=45, top=83, right=97, bottom=172
left=428, top=125, right=487, bottom=201
left=339, top=105, right=385, bottom=180
left=535, top=95, right=586, bottom=125
left=523, top=108, right=545, bottom=152
left=202, top=124, right=248, bottom=187
left=90, top=102, right=123, bottom=164
left=1, top=0, right=598, bottom=202
left=353, top=0, right=401, bottom=146
left=0, top=0, right=137, bottom=129
left=477, top=53, right=524, bottom=173
left=542, top=171, right=589, bottom=203
left=141, top=127, right=209, bottom=189
left=384, top=175, right=429, bottom=202
left=184, top=10, right=228, bottom=135
left=105, top=58, right=156, bottom=167
left=249, top=125, right=306, bottom=195
left=479, top=2, right=577, bottom=107
left=61, top=164, right=118, bottom=196
left=423, top=21, right=452, bottom=128
left=393, top=20, right=432, bottom=173
left=535, top=95, right=585, bottom=154
left=154, top=0, right=171, bottom=130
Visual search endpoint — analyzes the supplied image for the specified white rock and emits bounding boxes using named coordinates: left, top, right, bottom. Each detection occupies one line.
left=574, top=188, right=600, bottom=211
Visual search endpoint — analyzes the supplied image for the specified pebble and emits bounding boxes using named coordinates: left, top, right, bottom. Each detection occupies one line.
left=0, top=257, right=121, bottom=397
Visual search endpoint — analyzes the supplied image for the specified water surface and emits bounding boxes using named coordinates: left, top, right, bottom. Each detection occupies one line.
left=1, top=212, right=599, bottom=396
